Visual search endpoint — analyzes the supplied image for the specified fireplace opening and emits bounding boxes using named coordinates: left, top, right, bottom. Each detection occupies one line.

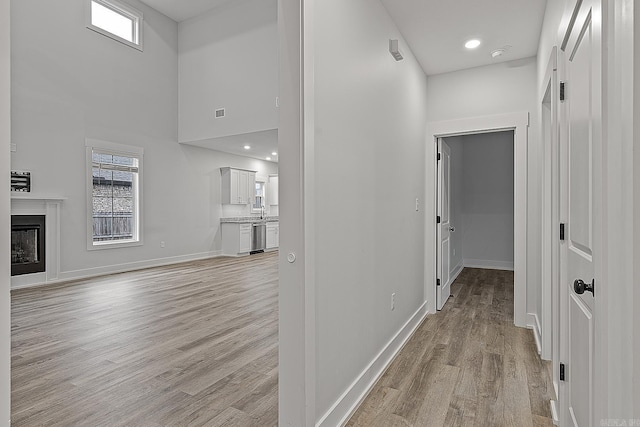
left=11, top=215, right=46, bottom=276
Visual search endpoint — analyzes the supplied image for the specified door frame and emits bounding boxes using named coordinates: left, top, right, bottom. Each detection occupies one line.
left=540, top=45, right=560, bottom=421
left=1, top=0, right=10, bottom=423
left=540, top=46, right=558, bottom=363
left=425, top=112, right=529, bottom=327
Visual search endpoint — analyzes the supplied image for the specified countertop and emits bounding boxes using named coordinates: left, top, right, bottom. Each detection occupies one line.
left=220, top=216, right=279, bottom=224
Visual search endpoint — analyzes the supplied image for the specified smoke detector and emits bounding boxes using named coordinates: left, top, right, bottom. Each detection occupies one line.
left=491, top=45, right=512, bottom=58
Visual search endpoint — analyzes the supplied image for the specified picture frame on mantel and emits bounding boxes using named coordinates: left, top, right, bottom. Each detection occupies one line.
left=11, top=171, right=31, bottom=192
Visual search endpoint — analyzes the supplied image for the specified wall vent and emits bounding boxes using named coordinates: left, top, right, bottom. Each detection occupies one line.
left=215, top=108, right=225, bottom=118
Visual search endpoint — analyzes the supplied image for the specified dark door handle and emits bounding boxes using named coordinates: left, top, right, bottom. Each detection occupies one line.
left=574, top=278, right=595, bottom=296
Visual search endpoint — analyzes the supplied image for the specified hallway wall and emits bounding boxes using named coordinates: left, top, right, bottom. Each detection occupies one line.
left=311, top=0, right=428, bottom=423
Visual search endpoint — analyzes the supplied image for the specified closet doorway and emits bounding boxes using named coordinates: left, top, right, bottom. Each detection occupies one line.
left=436, top=131, right=515, bottom=309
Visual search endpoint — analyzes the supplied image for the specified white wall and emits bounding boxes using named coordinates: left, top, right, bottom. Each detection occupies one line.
left=445, top=132, right=515, bottom=270
left=635, top=1, right=640, bottom=416
left=10, top=0, right=277, bottom=284
left=426, top=59, right=539, bottom=317
left=178, top=0, right=277, bottom=144
left=312, top=0, right=428, bottom=422
left=0, top=0, right=10, bottom=422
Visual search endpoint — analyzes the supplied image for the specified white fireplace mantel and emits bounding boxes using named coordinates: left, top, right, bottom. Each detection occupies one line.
left=11, top=195, right=66, bottom=289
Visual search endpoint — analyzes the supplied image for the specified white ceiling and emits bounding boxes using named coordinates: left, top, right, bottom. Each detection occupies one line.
left=139, top=0, right=234, bottom=22
left=182, top=129, right=279, bottom=164
left=380, top=0, right=548, bottom=75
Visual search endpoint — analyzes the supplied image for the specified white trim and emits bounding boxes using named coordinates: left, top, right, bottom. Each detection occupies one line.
left=85, top=138, right=144, bottom=155
left=426, top=112, right=529, bottom=327
left=463, top=259, right=514, bottom=271
left=540, top=45, right=559, bottom=367
left=528, top=312, right=542, bottom=355
left=550, top=399, right=559, bottom=425
left=316, top=303, right=429, bottom=427
left=1, top=0, right=11, bottom=421
left=85, top=0, right=144, bottom=51
left=10, top=250, right=222, bottom=290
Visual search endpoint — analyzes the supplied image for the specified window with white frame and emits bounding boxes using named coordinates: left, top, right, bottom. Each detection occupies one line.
left=87, top=0, right=143, bottom=50
left=252, top=181, right=265, bottom=212
left=86, top=140, right=143, bottom=249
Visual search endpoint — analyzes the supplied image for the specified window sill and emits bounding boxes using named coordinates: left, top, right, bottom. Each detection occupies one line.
left=88, top=239, right=143, bottom=251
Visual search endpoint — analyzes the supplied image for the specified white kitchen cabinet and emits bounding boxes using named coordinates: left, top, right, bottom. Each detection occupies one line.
left=221, top=167, right=257, bottom=205
left=267, top=175, right=278, bottom=206
left=266, top=221, right=279, bottom=250
left=239, top=224, right=251, bottom=253
left=221, top=222, right=252, bottom=255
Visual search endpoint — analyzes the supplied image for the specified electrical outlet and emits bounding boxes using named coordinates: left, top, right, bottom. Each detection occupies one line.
left=160, top=241, right=165, bottom=248
left=453, top=249, right=456, bottom=256
left=391, top=293, right=396, bottom=311
left=415, top=198, right=419, bottom=211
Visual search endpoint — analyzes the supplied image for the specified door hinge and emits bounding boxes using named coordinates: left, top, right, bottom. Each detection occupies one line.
left=560, top=223, right=566, bottom=241
left=560, top=363, right=566, bottom=381
left=437, top=152, right=441, bottom=161
left=436, top=216, right=441, bottom=224
left=560, top=81, right=566, bottom=102
left=437, top=279, right=441, bottom=287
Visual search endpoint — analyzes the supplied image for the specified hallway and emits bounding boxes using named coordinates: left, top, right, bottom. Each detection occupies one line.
left=347, top=268, right=555, bottom=426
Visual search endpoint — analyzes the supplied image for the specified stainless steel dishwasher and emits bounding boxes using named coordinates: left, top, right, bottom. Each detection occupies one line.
left=251, top=222, right=266, bottom=253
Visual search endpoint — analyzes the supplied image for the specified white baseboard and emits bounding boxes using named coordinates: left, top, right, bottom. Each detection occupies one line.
left=11, top=250, right=223, bottom=290
left=463, top=259, right=514, bottom=271
left=316, top=302, right=429, bottom=427
left=550, top=399, right=559, bottom=425
left=527, top=313, right=542, bottom=355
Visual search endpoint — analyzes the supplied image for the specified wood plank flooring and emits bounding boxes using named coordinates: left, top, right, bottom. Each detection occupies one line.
left=346, top=268, right=556, bottom=427
left=11, top=252, right=279, bottom=427
left=13, top=255, right=553, bottom=427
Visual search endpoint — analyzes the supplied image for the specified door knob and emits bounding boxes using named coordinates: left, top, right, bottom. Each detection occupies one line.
left=573, top=278, right=595, bottom=296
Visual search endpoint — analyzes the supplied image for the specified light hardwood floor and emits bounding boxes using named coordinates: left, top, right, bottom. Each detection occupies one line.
left=13, top=255, right=553, bottom=427
left=11, top=252, right=279, bottom=427
left=346, top=267, right=555, bottom=427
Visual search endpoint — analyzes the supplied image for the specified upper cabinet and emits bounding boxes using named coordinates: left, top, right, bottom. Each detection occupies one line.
left=221, top=167, right=257, bottom=205
left=267, top=175, right=279, bottom=206
left=178, top=0, right=278, bottom=144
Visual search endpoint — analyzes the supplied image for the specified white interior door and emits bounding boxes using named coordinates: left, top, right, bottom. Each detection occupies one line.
left=437, top=139, right=451, bottom=310
left=560, top=0, right=601, bottom=425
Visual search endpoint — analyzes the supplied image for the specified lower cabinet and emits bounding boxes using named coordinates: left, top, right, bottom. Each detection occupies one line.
left=221, top=223, right=252, bottom=256
left=266, top=222, right=279, bottom=250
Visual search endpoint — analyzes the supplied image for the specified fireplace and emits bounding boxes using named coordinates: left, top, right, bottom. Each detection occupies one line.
left=11, top=215, right=46, bottom=276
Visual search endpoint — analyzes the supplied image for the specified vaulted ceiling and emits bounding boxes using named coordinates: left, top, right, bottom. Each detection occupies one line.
left=139, top=0, right=547, bottom=161
left=141, top=0, right=547, bottom=76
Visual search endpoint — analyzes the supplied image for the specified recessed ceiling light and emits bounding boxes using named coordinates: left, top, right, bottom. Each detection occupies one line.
left=271, top=152, right=278, bottom=156
left=243, top=145, right=251, bottom=150
left=465, top=39, right=481, bottom=49
left=266, top=157, right=272, bottom=161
